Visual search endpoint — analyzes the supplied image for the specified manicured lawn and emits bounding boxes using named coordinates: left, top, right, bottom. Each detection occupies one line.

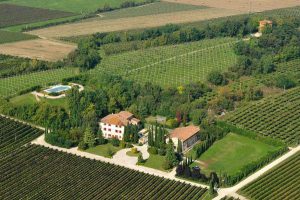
left=143, top=154, right=167, bottom=172
left=126, top=150, right=140, bottom=157
left=10, top=93, right=68, bottom=110
left=85, top=143, right=122, bottom=158
left=193, top=133, right=281, bottom=176
left=6, top=0, right=146, bottom=13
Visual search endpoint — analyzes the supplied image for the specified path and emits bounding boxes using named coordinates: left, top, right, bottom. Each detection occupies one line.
left=213, top=145, right=300, bottom=200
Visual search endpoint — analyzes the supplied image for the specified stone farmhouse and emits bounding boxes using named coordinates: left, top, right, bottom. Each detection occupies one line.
left=99, top=111, right=140, bottom=140
left=170, top=125, right=200, bottom=152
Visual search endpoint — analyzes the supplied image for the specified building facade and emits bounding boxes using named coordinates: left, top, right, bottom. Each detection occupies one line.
left=99, top=111, right=140, bottom=140
left=170, top=125, right=200, bottom=152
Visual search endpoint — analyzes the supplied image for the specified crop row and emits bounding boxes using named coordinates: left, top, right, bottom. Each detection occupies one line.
left=226, top=87, right=300, bottom=145
left=0, top=145, right=208, bottom=200
left=239, top=152, right=300, bottom=200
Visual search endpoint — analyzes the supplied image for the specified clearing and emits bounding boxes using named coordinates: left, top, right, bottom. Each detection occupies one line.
left=194, top=133, right=281, bottom=176
left=0, top=3, right=74, bottom=28
left=27, top=8, right=243, bottom=38
left=0, top=39, right=77, bottom=61
left=163, top=0, right=300, bottom=12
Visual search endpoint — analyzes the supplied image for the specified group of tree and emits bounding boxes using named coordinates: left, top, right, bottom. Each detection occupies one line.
left=123, top=124, right=140, bottom=144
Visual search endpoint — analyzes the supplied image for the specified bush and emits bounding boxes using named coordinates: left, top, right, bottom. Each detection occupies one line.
left=131, top=147, right=138, bottom=154
left=165, top=118, right=179, bottom=128
left=45, top=132, right=75, bottom=149
left=126, top=143, right=133, bottom=148
left=120, top=140, right=126, bottom=148
left=162, top=160, right=172, bottom=170
left=207, top=71, right=228, bottom=86
left=78, top=141, right=88, bottom=150
left=106, top=147, right=114, bottom=157
left=158, top=148, right=166, bottom=156
left=148, top=147, right=158, bottom=155
left=96, top=137, right=107, bottom=145
left=111, top=138, right=120, bottom=147
left=137, top=154, right=145, bottom=164
left=275, top=75, right=296, bottom=89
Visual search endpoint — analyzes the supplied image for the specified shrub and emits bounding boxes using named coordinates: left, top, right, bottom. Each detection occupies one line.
left=158, top=148, right=166, bottom=156
left=207, top=71, right=228, bottom=86
left=137, top=154, right=145, bottom=164
left=78, top=141, right=88, bottom=150
left=148, top=147, right=158, bottom=155
left=96, top=137, right=107, bottom=145
left=162, top=160, right=172, bottom=170
left=110, top=138, right=120, bottom=147
left=165, top=118, right=179, bottom=128
left=120, top=140, right=126, bottom=148
left=106, top=147, right=114, bottom=157
left=126, top=143, right=133, bottom=148
left=131, top=147, right=138, bottom=154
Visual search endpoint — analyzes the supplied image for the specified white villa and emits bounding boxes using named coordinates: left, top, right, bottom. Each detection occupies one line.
left=99, top=111, right=140, bottom=140
left=170, top=125, right=200, bottom=152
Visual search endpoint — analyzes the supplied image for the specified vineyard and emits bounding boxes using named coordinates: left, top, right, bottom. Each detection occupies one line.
left=226, top=87, right=300, bottom=145
left=0, top=30, right=36, bottom=44
left=95, top=38, right=237, bottom=87
left=0, top=68, right=79, bottom=98
left=239, top=151, right=300, bottom=200
left=0, top=115, right=43, bottom=156
left=0, top=145, right=208, bottom=200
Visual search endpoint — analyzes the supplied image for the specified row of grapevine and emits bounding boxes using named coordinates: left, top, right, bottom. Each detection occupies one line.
left=239, top=152, right=300, bottom=200
left=0, top=115, right=43, bottom=156
left=226, top=87, right=300, bottom=145
left=0, top=145, right=208, bottom=200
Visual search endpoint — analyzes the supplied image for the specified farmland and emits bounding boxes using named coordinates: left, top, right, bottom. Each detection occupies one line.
left=94, top=38, right=237, bottom=87
left=99, top=1, right=208, bottom=20
left=0, top=67, right=79, bottom=98
left=239, top=151, right=300, bottom=200
left=193, top=133, right=281, bottom=176
left=5, top=0, right=147, bottom=13
left=0, top=4, right=74, bottom=28
left=0, top=30, right=37, bottom=44
left=226, top=87, right=300, bottom=145
left=0, top=39, right=77, bottom=61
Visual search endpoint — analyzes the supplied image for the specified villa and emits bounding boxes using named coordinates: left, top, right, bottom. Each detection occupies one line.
left=170, top=125, right=200, bottom=152
left=99, top=111, right=140, bottom=140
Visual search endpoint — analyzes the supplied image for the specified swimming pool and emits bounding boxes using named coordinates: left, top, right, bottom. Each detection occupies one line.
left=44, top=85, right=71, bottom=94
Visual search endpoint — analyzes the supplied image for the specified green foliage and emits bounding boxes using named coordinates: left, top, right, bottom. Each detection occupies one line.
left=207, top=71, right=228, bottom=86
left=190, top=109, right=207, bottom=125
left=111, top=138, right=120, bottom=147
left=45, top=131, right=76, bottom=148
left=83, top=127, right=95, bottom=148
left=0, top=30, right=37, bottom=44
left=164, top=140, right=178, bottom=169
left=148, top=146, right=158, bottom=155
left=137, top=154, right=145, bottom=164
left=275, top=75, right=296, bottom=89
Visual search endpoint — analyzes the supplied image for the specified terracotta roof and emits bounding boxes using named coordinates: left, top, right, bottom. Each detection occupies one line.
left=101, top=114, right=125, bottom=126
left=118, top=111, right=133, bottom=119
left=100, top=111, right=138, bottom=126
left=170, top=125, right=200, bottom=141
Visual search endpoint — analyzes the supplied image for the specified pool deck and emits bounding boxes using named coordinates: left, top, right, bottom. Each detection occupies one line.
left=32, top=83, right=84, bottom=99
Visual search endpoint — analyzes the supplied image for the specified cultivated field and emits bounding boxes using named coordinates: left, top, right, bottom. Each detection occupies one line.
left=226, top=87, right=300, bottom=145
left=99, top=1, right=207, bottom=20
left=5, top=0, right=146, bottom=13
left=0, top=4, right=74, bottom=28
left=239, top=151, right=300, bottom=200
left=94, top=38, right=237, bottom=87
left=194, top=133, right=281, bottom=176
left=164, top=0, right=300, bottom=12
left=28, top=8, right=243, bottom=38
left=0, top=30, right=37, bottom=44
left=0, top=68, right=79, bottom=98
left=0, top=39, right=77, bottom=61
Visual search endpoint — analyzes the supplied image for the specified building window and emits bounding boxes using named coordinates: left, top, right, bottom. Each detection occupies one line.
left=108, top=129, right=111, bottom=131
left=104, top=128, right=106, bottom=131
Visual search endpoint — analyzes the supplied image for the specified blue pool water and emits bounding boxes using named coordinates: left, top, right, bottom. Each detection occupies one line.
left=44, top=85, right=71, bottom=94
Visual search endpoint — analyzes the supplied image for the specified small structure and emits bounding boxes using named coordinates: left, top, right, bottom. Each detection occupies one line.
left=259, top=20, right=273, bottom=33
left=99, top=111, right=140, bottom=140
left=138, top=128, right=149, bottom=144
left=170, top=125, right=200, bottom=152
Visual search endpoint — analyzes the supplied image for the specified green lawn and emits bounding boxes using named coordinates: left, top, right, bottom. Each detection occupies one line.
left=0, top=30, right=37, bottom=44
left=6, top=0, right=146, bottom=13
left=10, top=93, right=69, bottom=110
left=143, top=154, right=167, bottom=172
left=126, top=150, right=140, bottom=157
left=85, top=143, right=122, bottom=158
left=94, top=37, right=237, bottom=88
left=99, top=2, right=207, bottom=20
left=193, top=133, right=281, bottom=176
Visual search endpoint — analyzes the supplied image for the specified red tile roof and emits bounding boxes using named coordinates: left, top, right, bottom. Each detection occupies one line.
left=170, top=125, right=200, bottom=141
left=100, top=111, right=139, bottom=126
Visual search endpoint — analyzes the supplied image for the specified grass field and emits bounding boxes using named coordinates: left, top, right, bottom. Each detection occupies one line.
left=143, top=154, right=168, bottom=172
left=0, top=68, right=79, bottom=98
left=239, top=151, right=300, bottom=200
left=226, top=87, right=300, bottom=145
left=0, top=30, right=37, bottom=44
left=93, top=37, right=237, bottom=87
left=193, top=133, right=281, bottom=176
left=0, top=3, right=74, bottom=28
left=9, top=93, right=68, bottom=109
left=99, top=1, right=207, bottom=20
left=85, top=143, right=122, bottom=158
left=5, top=0, right=146, bottom=13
